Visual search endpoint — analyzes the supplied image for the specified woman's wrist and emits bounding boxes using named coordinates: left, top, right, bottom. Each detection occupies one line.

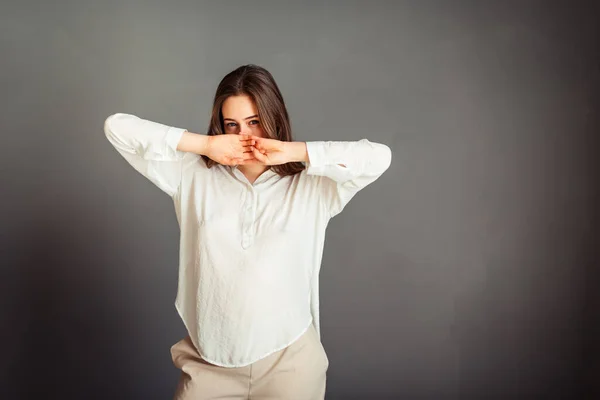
left=177, top=131, right=211, bottom=156
left=283, top=141, right=309, bottom=163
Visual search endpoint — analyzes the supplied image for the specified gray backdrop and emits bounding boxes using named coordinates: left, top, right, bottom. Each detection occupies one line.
left=1, top=1, right=598, bottom=399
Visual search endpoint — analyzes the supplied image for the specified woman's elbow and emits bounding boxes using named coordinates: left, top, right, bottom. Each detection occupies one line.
left=104, top=113, right=136, bottom=153
left=374, top=142, right=392, bottom=173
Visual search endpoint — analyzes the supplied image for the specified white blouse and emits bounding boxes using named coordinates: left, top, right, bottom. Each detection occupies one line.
left=104, top=113, right=392, bottom=367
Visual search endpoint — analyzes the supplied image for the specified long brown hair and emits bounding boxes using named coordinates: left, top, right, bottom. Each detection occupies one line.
left=201, top=64, right=305, bottom=176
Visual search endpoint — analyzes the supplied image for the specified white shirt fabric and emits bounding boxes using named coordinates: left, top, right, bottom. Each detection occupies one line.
left=104, top=112, right=392, bottom=367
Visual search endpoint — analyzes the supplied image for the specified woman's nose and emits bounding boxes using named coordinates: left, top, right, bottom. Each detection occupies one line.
left=239, top=125, right=250, bottom=135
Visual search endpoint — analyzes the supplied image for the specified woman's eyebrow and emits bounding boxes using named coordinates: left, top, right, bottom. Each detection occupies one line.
left=223, top=114, right=258, bottom=121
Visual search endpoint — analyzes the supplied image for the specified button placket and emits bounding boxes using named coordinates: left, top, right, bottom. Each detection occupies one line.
left=241, top=186, right=256, bottom=249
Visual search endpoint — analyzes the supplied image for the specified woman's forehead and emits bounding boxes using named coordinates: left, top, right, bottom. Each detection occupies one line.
left=222, top=95, right=257, bottom=119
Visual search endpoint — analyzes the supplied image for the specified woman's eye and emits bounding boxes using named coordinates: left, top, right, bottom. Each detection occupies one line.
left=225, top=120, right=258, bottom=128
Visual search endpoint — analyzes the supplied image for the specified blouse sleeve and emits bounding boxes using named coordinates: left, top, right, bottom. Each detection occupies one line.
left=104, top=113, right=189, bottom=197
left=305, top=139, right=392, bottom=217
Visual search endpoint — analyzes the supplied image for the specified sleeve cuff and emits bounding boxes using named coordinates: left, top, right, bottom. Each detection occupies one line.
left=305, top=141, right=328, bottom=175
left=165, top=126, right=187, bottom=160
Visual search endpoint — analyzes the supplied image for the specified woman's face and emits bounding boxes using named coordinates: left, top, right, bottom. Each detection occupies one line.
left=221, top=94, right=265, bottom=138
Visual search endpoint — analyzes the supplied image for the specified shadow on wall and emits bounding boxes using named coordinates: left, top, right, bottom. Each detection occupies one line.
left=3, top=200, right=138, bottom=400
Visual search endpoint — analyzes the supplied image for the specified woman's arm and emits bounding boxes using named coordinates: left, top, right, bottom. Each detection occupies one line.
left=104, top=113, right=256, bottom=197
left=104, top=113, right=191, bottom=197
left=251, top=137, right=392, bottom=217
left=301, top=139, right=392, bottom=217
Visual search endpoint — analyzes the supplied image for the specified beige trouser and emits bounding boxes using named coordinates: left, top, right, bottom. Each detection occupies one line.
left=170, top=324, right=329, bottom=399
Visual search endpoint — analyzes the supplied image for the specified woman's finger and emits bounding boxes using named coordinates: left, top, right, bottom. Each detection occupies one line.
left=252, top=147, right=268, bottom=163
left=239, top=141, right=255, bottom=152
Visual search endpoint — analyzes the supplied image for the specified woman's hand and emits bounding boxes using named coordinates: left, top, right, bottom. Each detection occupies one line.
left=205, top=134, right=257, bottom=165
left=250, top=137, right=286, bottom=165
left=249, top=136, right=307, bottom=165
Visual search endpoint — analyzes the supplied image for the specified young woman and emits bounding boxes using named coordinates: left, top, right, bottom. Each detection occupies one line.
left=104, top=64, right=392, bottom=399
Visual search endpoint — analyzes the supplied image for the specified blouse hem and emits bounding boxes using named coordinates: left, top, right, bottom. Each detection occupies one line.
left=177, top=312, right=315, bottom=368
